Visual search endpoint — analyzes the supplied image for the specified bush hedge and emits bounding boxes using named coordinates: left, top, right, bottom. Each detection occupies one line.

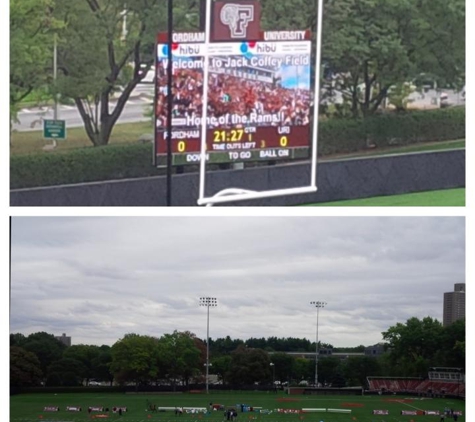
left=10, top=143, right=164, bottom=189
left=10, top=106, right=465, bottom=189
left=317, top=106, right=465, bottom=155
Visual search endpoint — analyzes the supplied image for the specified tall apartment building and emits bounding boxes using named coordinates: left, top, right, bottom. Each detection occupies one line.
left=443, top=283, right=465, bottom=326
left=55, top=333, right=71, bottom=347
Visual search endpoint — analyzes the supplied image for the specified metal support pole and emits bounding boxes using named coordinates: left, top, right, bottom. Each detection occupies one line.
left=310, top=301, right=326, bottom=387
left=53, top=33, right=58, bottom=121
left=206, top=304, right=210, bottom=393
left=166, top=0, right=174, bottom=206
left=49, top=32, right=59, bottom=149
left=200, top=297, right=217, bottom=394
left=315, top=307, right=319, bottom=386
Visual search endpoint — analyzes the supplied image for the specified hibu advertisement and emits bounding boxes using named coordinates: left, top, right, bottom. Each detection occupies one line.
left=155, top=31, right=312, bottom=166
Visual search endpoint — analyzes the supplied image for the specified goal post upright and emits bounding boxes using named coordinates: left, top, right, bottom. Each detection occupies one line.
left=311, top=0, right=324, bottom=188
left=198, top=0, right=213, bottom=201
left=195, top=0, right=324, bottom=206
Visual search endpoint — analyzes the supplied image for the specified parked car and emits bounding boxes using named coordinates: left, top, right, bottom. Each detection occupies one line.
left=440, top=93, right=450, bottom=108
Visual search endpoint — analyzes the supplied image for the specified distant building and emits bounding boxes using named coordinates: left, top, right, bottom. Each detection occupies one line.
left=274, top=351, right=366, bottom=361
left=365, top=343, right=386, bottom=357
left=443, top=283, right=465, bottom=327
left=55, top=333, right=71, bottom=347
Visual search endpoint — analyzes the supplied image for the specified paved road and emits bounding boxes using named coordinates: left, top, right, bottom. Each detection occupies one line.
left=13, top=84, right=154, bottom=132
left=322, top=88, right=465, bottom=109
left=406, top=88, right=465, bottom=108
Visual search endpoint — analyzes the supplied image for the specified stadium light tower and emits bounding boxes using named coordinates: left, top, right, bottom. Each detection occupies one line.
left=200, top=297, right=217, bottom=394
left=310, top=301, right=326, bottom=387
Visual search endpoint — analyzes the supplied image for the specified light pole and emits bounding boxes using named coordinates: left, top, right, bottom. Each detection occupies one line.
left=47, top=32, right=59, bottom=150
left=310, top=301, right=326, bottom=387
left=270, top=362, right=275, bottom=388
left=200, top=297, right=217, bottom=394
left=120, top=3, right=128, bottom=42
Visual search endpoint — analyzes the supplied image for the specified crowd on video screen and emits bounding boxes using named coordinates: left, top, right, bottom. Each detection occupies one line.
left=155, top=62, right=311, bottom=128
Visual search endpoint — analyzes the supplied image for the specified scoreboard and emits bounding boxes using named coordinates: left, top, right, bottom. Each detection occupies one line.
left=154, top=30, right=312, bottom=166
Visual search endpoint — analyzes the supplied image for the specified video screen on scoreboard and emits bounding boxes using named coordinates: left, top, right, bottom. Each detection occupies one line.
left=155, top=31, right=312, bottom=166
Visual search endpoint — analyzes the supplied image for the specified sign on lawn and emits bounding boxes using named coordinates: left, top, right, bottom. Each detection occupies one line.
left=43, top=119, right=66, bottom=140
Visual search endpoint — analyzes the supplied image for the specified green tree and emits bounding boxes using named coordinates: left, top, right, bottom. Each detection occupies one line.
left=9, top=0, right=57, bottom=125
left=434, top=319, right=465, bottom=370
left=245, top=338, right=268, bottom=350
left=329, top=370, right=347, bottom=388
left=21, top=332, right=66, bottom=378
left=382, top=317, right=445, bottom=376
left=333, top=345, right=365, bottom=353
left=211, top=336, right=245, bottom=356
left=228, top=346, right=271, bottom=385
left=46, top=357, right=86, bottom=386
left=269, top=352, right=294, bottom=383
left=260, top=0, right=316, bottom=31
left=10, top=346, right=43, bottom=387
left=210, top=355, right=232, bottom=384
left=318, top=356, right=342, bottom=386
left=158, top=331, right=202, bottom=387
left=342, top=356, right=381, bottom=386
left=292, top=357, right=313, bottom=383
left=110, top=333, right=161, bottom=385
left=92, top=345, right=114, bottom=385
left=10, top=333, right=27, bottom=347
left=51, top=0, right=200, bottom=146
left=322, top=0, right=465, bottom=117
left=63, top=344, right=102, bottom=385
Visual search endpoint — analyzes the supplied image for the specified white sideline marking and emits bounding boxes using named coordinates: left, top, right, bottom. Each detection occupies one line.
left=395, top=400, right=424, bottom=411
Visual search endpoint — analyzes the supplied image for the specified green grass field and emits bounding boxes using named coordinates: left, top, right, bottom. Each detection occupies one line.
left=10, top=392, right=465, bottom=422
left=307, top=188, right=465, bottom=206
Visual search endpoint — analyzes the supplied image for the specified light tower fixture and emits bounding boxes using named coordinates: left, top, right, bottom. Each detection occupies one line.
left=310, top=301, right=326, bottom=387
left=199, top=297, right=217, bottom=394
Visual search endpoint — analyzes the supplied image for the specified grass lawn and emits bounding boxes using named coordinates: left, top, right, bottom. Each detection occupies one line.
left=10, top=392, right=465, bottom=422
left=307, top=188, right=465, bottom=206
left=10, top=121, right=153, bottom=155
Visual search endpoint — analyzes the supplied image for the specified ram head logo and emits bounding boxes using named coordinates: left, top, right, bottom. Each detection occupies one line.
left=220, top=3, right=254, bottom=38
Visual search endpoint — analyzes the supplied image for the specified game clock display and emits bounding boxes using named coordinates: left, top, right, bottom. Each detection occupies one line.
left=155, top=126, right=310, bottom=166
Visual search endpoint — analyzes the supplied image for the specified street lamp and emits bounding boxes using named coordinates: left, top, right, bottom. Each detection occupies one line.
left=310, top=301, right=326, bottom=387
left=200, top=297, right=217, bottom=394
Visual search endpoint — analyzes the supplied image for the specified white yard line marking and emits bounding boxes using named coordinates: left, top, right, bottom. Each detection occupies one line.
left=395, top=400, right=424, bottom=412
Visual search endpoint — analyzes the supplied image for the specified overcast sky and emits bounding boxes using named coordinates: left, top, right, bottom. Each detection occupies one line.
left=10, top=217, right=465, bottom=348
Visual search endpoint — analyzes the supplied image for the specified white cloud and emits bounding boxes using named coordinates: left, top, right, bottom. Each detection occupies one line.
left=10, top=217, right=465, bottom=347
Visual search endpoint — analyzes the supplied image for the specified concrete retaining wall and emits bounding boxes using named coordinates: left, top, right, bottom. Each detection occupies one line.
left=10, top=150, right=465, bottom=206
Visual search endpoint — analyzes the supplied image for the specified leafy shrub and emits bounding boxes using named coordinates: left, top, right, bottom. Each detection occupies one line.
left=10, top=107, right=465, bottom=189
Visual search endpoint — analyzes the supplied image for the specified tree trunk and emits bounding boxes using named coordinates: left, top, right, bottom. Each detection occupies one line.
left=75, top=98, right=101, bottom=146
left=351, top=76, right=359, bottom=118
left=362, top=62, right=371, bottom=117
left=75, top=79, right=139, bottom=146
